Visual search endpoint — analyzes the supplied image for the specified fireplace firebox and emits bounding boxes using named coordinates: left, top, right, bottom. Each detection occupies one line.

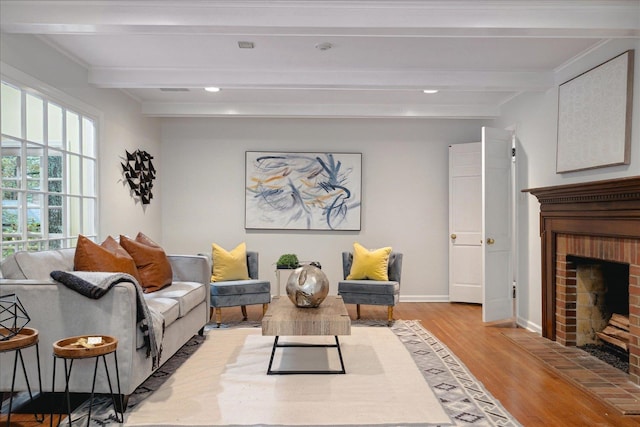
left=526, top=177, right=640, bottom=384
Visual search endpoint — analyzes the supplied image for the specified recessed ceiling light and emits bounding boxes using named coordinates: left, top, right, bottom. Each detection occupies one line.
left=423, top=89, right=439, bottom=94
left=204, top=87, right=221, bottom=93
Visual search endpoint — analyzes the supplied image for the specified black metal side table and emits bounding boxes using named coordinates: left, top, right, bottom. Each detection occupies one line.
left=50, top=335, right=122, bottom=427
left=0, top=327, right=43, bottom=427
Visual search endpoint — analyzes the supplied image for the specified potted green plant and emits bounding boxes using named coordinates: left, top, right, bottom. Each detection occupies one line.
left=276, top=254, right=299, bottom=269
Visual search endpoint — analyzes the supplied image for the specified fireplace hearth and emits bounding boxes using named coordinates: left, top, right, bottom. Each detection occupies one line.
left=526, top=176, right=640, bottom=384
left=579, top=343, right=629, bottom=373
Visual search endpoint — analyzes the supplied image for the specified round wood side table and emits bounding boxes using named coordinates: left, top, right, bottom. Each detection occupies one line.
left=0, top=327, right=43, bottom=427
left=50, top=335, right=122, bottom=427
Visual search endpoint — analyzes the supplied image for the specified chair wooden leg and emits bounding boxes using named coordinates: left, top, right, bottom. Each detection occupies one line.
left=215, top=308, right=222, bottom=327
left=209, top=307, right=214, bottom=322
left=387, top=306, right=394, bottom=326
left=241, top=305, right=248, bottom=320
left=356, top=304, right=361, bottom=319
left=262, top=303, right=269, bottom=315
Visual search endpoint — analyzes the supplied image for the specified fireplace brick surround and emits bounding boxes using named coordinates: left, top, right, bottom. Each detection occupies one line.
left=526, top=177, right=640, bottom=384
left=555, top=234, right=638, bottom=346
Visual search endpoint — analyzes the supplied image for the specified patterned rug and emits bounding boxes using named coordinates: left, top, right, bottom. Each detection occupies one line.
left=60, top=320, right=520, bottom=426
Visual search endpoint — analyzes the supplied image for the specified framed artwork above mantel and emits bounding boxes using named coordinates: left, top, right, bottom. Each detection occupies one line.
left=245, top=151, right=362, bottom=231
left=556, top=50, right=634, bottom=173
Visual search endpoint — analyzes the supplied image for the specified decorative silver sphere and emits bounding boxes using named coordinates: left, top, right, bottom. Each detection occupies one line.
left=286, top=265, right=329, bottom=308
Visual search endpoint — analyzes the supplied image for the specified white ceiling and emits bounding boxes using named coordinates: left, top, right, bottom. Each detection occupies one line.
left=1, top=0, right=639, bottom=118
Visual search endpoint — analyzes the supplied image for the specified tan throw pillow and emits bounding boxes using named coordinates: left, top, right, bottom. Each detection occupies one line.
left=120, top=232, right=173, bottom=293
left=346, top=242, right=392, bottom=281
left=211, top=242, right=250, bottom=282
left=74, top=235, right=141, bottom=283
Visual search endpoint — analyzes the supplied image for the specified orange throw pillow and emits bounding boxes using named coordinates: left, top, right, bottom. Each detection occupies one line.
left=74, top=235, right=141, bottom=283
left=120, top=232, right=172, bottom=293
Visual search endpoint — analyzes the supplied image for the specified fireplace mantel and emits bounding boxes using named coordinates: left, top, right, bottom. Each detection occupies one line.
left=525, top=176, right=640, bottom=340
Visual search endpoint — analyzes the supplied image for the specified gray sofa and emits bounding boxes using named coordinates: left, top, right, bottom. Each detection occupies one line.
left=0, top=248, right=210, bottom=398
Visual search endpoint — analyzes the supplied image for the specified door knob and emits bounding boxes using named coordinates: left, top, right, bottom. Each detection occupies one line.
left=450, top=234, right=457, bottom=240
left=487, top=238, right=495, bottom=245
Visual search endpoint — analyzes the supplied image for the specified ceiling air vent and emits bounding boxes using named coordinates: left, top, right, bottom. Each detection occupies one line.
left=159, top=88, right=190, bottom=92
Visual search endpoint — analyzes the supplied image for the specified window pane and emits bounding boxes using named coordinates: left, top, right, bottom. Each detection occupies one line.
left=26, top=145, right=43, bottom=192
left=2, top=190, right=18, bottom=202
left=26, top=240, right=44, bottom=251
left=1, top=143, right=21, bottom=190
left=27, top=203, right=42, bottom=236
left=49, top=239, right=63, bottom=249
left=67, top=153, right=80, bottom=195
left=83, top=158, right=96, bottom=197
left=82, top=117, right=96, bottom=158
left=2, top=243, right=18, bottom=259
left=66, top=111, right=80, bottom=153
left=48, top=207, right=62, bottom=234
left=2, top=206, right=20, bottom=234
left=48, top=103, right=63, bottom=148
left=82, top=198, right=96, bottom=235
left=69, top=196, right=80, bottom=236
left=26, top=94, right=44, bottom=143
left=48, top=151, right=63, bottom=197
left=1, top=82, right=22, bottom=138
left=48, top=193, right=62, bottom=206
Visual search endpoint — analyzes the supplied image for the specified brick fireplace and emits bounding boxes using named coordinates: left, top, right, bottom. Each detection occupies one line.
left=555, top=235, right=635, bottom=347
left=526, top=177, right=640, bottom=384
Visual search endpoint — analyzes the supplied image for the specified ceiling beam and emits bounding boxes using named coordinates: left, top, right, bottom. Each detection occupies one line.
left=89, top=68, right=553, bottom=92
left=2, top=1, right=638, bottom=37
left=140, top=100, right=500, bottom=119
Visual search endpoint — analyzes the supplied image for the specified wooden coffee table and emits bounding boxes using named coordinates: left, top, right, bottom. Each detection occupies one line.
left=261, top=295, right=351, bottom=375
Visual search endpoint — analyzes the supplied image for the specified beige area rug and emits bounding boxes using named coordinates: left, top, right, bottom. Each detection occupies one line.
left=124, top=327, right=451, bottom=426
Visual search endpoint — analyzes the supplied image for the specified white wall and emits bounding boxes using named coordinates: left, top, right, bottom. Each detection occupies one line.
left=0, top=35, right=163, bottom=241
left=160, top=117, right=489, bottom=299
left=495, top=39, right=640, bottom=332
left=7, top=33, right=637, bottom=330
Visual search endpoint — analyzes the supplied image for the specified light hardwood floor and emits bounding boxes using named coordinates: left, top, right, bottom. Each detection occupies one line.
left=4, top=302, right=640, bottom=426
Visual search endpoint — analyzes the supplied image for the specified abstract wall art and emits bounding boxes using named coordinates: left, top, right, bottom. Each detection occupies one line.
left=556, top=50, right=634, bottom=173
left=245, top=151, right=362, bottom=230
left=121, top=149, right=156, bottom=205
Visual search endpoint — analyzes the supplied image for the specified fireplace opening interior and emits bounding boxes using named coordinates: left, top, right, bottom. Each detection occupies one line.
left=568, top=255, right=630, bottom=372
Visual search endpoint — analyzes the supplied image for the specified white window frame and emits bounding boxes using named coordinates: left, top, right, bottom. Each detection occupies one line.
left=1, top=63, right=100, bottom=258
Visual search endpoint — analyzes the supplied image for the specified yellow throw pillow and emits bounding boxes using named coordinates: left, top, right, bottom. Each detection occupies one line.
left=346, top=242, right=392, bottom=281
left=211, top=242, right=250, bottom=282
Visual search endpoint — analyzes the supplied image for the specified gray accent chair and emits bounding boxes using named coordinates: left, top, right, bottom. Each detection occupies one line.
left=209, top=251, right=271, bottom=327
left=338, top=252, right=403, bottom=325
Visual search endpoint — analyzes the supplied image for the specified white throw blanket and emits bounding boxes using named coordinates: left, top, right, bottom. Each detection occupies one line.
left=50, top=270, right=164, bottom=369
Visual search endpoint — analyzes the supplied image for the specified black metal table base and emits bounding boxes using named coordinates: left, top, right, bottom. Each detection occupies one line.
left=2, top=342, right=43, bottom=426
left=50, top=352, right=123, bottom=427
left=266, top=336, right=346, bottom=375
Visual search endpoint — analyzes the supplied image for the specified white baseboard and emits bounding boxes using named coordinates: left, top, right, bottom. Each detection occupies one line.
left=516, top=316, right=542, bottom=334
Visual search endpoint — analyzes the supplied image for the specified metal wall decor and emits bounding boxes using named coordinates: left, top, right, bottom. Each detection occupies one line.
left=121, top=149, right=156, bottom=205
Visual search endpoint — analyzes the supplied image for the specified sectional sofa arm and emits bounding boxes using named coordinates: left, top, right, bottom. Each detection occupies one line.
left=0, top=279, right=141, bottom=393
left=168, top=254, right=210, bottom=285
left=0, top=279, right=139, bottom=331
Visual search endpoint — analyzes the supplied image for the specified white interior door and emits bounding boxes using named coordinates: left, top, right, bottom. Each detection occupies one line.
left=448, top=143, right=482, bottom=303
left=482, top=127, right=514, bottom=322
